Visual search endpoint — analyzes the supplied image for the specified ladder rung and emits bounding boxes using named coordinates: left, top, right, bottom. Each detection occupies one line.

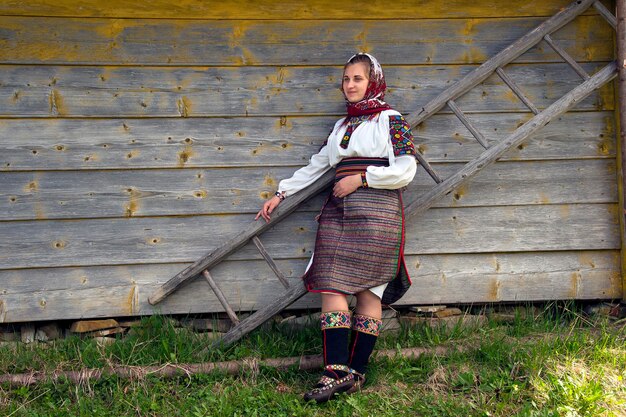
left=593, top=0, right=617, bottom=29
left=447, top=100, right=489, bottom=149
left=252, top=236, right=290, bottom=289
left=543, top=34, right=590, bottom=80
left=495, top=67, right=540, bottom=114
left=202, top=270, right=240, bottom=325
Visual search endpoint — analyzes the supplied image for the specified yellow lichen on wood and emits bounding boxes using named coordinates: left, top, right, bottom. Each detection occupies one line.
left=0, top=0, right=588, bottom=19
left=92, top=17, right=128, bottom=41
left=596, top=83, right=615, bottom=111
left=459, top=18, right=480, bottom=37
left=538, top=192, right=551, bottom=204
left=240, top=47, right=257, bottom=65
left=488, top=278, right=501, bottom=301
left=194, top=189, right=208, bottom=199
left=578, top=252, right=597, bottom=268
left=228, top=23, right=247, bottom=49
left=268, top=67, right=289, bottom=85
left=48, top=89, right=66, bottom=116
left=275, top=116, right=293, bottom=131
left=125, top=188, right=140, bottom=217
left=503, top=88, right=523, bottom=105
left=177, top=145, right=193, bottom=167
left=459, top=46, right=488, bottom=64
left=24, top=180, right=38, bottom=193
left=34, top=199, right=45, bottom=220
left=451, top=185, right=467, bottom=205
left=51, top=240, right=66, bottom=249
left=569, top=271, right=582, bottom=298
left=263, top=174, right=276, bottom=188
left=126, top=284, right=137, bottom=314
left=0, top=300, right=6, bottom=323
left=354, top=22, right=371, bottom=54
left=177, top=96, right=192, bottom=117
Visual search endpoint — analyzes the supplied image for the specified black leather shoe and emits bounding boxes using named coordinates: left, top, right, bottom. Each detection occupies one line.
left=303, top=365, right=356, bottom=403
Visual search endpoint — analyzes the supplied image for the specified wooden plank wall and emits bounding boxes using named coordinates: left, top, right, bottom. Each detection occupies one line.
left=0, top=0, right=621, bottom=323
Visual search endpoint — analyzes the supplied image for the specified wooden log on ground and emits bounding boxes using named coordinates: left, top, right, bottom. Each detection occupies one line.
left=0, top=343, right=474, bottom=387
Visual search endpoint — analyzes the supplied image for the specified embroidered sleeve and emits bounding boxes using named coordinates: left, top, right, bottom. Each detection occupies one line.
left=389, top=115, right=417, bottom=157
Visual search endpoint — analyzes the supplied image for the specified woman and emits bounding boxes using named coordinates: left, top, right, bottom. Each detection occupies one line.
left=256, top=53, right=417, bottom=403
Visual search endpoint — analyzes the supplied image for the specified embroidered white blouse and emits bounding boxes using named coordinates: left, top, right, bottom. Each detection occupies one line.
left=277, top=109, right=417, bottom=196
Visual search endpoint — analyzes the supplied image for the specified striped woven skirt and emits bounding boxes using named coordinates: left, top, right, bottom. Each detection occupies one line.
left=303, top=157, right=411, bottom=305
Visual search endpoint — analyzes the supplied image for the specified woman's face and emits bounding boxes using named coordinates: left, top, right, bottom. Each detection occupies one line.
left=342, top=62, right=370, bottom=103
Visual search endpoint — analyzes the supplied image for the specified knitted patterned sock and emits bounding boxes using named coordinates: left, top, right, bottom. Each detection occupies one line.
left=348, top=314, right=382, bottom=375
left=320, top=310, right=351, bottom=378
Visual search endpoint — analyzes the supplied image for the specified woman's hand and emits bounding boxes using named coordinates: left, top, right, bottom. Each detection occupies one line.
left=255, top=195, right=282, bottom=223
left=333, top=174, right=363, bottom=198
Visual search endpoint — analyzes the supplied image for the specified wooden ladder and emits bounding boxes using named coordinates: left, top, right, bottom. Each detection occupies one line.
left=148, top=0, right=618, bottom=346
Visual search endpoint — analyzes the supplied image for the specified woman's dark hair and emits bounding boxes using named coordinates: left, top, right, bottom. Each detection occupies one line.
left=345, top=53, right=372, bottom=73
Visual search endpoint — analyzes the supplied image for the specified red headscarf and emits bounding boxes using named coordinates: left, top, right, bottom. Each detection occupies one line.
left=344, top=53, right=391, bottom=117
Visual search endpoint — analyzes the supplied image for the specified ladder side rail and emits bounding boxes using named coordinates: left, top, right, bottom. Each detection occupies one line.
left=215, top=281, right=308, bottom=347
left=495, top=67, right=540, bottom=114
left=202, top=270, right=240, bottom=325
left=404, top=61, right=618, bottom=221
left=543, top=34, right=591, bottom=79
left=405, top=0, right=596, bottom=127
left=148, top=169, right=336, bottom=305
left=252, top=236, right=290, bottom=288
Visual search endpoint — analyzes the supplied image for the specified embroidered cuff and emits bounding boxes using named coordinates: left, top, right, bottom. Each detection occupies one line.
left=360, top=172, right=368, bottom=188
left=320, top=311, right=352, bottom=330
left=352, top=314, right=382, bottom=336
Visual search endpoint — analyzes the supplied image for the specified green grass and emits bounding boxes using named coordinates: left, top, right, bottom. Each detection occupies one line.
left=1, top=302, right=625, bottom=416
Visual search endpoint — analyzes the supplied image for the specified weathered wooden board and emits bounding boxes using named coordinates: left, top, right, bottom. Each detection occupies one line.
left=0, top=112, right=615, bottom=171
left=403, top=203, right=620, bottom=254
left=0, top=159, right=617, bottom=221
left=0, top=203, right=618, bottom=270
left=404, top=250, right=622, bottom=303
left=0, top=0, right=607, bottom=19
left=0, top=63, right=613, bottom=117
left=0, top=16, right=612, bottom=66
left=0, top=250, right=620, bottom=322
left=415, top=111, right=617, bottom=162
left=410, top=158, right=618, bottom=208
